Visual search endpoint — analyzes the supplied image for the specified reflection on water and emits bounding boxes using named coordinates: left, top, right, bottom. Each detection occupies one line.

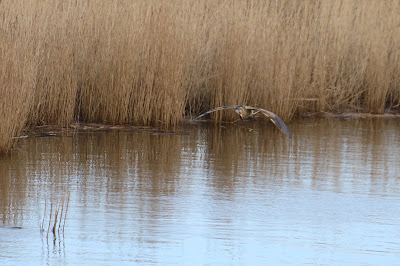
left=1, top=118, right=400, bottom=265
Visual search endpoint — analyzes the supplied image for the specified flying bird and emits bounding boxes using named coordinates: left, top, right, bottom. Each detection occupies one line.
left=189, top=105, right=292, bottom=139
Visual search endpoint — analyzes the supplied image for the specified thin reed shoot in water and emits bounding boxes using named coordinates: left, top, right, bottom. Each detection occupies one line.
left=41, top=192, right=70, bottom=238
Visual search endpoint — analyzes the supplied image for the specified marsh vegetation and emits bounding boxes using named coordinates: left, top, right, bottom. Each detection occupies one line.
left=1, top=0, right=399, bottom=152
left=41, top=192, right=70, bottom=238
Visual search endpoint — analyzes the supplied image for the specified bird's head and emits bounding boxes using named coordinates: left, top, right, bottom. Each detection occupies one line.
left=235, top=106, right=245, bottom=119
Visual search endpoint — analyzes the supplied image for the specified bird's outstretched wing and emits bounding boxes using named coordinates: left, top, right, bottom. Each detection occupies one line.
left=188, top=105, right=241, bottom=123
left=188, top=104, right=292, bottom=139
left=245, top=106, right=292, bottom=139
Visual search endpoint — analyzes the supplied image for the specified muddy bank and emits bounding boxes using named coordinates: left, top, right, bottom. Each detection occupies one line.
left=11, top=111, right=400, bottom=140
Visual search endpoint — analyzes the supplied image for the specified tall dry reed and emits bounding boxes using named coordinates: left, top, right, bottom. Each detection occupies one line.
left=1, top=0, right=400, bottom=152
left=0, top=1, right=46, bottom=152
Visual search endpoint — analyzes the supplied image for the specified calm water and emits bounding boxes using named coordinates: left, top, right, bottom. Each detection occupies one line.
left=1, top=118, right=400, bottom=265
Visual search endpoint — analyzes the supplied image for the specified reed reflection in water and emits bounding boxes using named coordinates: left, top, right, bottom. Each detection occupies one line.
left=1, top=118, right=400, bottom=265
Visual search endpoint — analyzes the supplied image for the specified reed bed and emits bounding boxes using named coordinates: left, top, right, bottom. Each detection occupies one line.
left=1, top=0, right=400, bottom=152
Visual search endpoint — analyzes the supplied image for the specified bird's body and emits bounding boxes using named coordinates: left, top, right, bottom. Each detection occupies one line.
left=234, top=106, right=260, bottom=119
left=189, top=105, right=292, bottom=139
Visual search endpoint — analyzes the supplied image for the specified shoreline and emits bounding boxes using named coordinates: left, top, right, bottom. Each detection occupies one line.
left=12, top=111, right=400, bottom=139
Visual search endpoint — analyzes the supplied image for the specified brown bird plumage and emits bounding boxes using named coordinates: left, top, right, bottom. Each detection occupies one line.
left=189, top=105, right=292, bottom=139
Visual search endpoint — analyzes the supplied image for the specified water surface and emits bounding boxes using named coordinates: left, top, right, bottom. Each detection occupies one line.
left=1, top=118, right=400, bottom=265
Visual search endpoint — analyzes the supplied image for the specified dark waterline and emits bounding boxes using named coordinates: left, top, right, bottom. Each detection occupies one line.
left=1, top=118, right=400, bottom=265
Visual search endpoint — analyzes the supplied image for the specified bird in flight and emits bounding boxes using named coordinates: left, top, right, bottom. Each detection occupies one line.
left=189, top=105, right=292, bottom=139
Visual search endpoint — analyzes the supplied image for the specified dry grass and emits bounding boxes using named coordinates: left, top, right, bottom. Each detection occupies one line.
left=1, top=0, right=400, bottom=152
left=41, top=191, right=70, bottom=238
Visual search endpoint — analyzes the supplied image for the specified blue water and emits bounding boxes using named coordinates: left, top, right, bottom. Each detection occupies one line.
left=1, top=118, right=400, bottom=265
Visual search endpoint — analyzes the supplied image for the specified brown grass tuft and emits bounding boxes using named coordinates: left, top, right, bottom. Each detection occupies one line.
left=41, top=191, right=70, bottom=238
